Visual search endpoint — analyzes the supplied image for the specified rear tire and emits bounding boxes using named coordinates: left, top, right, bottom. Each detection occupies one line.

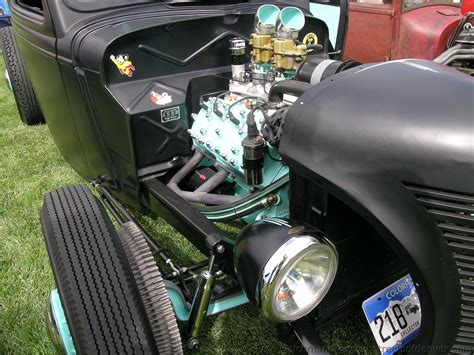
left=41, top=184, right=158, bottom=354
left=0, top=26, right=44, bottom=125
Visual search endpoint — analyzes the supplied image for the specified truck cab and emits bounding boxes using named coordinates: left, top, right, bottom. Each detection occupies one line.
left=344, top=0, right=465, bottom=62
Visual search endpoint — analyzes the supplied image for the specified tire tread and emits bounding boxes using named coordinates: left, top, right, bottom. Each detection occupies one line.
left=0, top=27, right=44, bottom=125
left=41, top=184, right=157, bottom=355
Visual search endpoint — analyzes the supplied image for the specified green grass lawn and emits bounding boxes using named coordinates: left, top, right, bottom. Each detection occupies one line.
left=0, top=55, right=378, bottom=354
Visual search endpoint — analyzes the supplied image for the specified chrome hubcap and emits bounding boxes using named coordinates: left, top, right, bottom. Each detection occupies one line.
left=46, top=289, right=76, bottom=355
left=3, top=69, right=11, bottom=91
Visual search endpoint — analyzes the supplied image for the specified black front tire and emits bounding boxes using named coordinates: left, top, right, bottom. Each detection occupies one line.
left=0, top=27, right=44, bottom=125
left=41, top=185, right=158, bottom=354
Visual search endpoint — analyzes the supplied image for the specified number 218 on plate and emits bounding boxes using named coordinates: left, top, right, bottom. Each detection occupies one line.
left=362, top=275, right=422, bottom=355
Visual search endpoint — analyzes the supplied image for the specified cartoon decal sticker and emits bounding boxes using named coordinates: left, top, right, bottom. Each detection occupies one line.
left=151, top=91, right=173, bottom=106
left=303, top=32, right=318, bottom=46
left=110, top=54, right=135, bottom=77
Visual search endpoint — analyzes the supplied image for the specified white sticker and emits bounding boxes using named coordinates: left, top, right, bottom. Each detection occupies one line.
left=151, top=91, right=173, bottom=106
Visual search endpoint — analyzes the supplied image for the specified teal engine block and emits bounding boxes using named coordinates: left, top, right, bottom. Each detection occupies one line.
left=188, top=94, right=289, bottom=223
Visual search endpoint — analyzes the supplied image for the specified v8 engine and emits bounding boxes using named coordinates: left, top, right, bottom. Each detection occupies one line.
left=168, top=4, right=358, bottom=223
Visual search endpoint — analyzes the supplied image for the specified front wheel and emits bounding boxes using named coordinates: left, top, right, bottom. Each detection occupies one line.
left=0, top=27, right=44, bottom=125
left=41, top=184, right=182, bottom=354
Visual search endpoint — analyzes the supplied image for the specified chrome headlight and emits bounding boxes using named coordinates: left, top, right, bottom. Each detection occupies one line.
left=233, top=219, right=338, bottom=323
left=259, top=235, right=338, bottom=322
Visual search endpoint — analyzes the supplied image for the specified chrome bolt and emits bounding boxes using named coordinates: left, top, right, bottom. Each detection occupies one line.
left=206, top=141, right=211, bottom=147
left=200, top=128, right=206, bottom=135
left=214, top=146, right=220, bottom=153
left=188, top=338, right=200, bottom=350
left=216, top=244, right=225, bottom=254
left=215, top=128, right=221, bottom=135
left=231, top=147, right=237, bottom=154
left=230, top=159, right=236, bottom=166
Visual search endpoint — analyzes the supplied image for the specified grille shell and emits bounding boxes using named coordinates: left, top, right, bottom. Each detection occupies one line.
left=406, top=184, right=474, bottom=353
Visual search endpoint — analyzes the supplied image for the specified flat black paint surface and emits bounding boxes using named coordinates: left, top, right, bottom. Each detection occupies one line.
left=281, top=60, right=474, bottom=350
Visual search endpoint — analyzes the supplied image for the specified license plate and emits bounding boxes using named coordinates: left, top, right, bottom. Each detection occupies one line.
left=362, top=275, right=421, bottom=355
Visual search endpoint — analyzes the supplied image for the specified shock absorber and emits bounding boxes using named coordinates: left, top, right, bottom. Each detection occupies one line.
left=186, top=254, right=217, bottom=350
left=187, top=270, right=215, bottom=349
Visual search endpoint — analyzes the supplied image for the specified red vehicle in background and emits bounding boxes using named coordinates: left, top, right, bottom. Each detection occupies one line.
left=344, top=0, right=474, bottom=75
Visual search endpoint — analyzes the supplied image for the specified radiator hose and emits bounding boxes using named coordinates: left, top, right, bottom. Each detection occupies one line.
left=268, top=80, right=312, bottom=103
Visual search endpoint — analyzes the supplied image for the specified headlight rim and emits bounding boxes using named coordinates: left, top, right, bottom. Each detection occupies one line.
left=258, top=234, right=338, bottom=322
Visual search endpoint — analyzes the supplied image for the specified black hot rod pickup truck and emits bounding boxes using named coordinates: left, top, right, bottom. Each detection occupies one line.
left=7, top=0, right=474, bottom=353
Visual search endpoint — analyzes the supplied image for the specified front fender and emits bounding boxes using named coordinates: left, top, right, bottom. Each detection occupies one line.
left=280, top=60, right=474, bottom=350
left=290, top=166, right=459, bottom=349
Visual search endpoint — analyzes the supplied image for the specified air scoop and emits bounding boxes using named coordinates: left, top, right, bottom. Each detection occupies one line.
left=277, top=6, right=306, bottom=38
left=255, top=4, right=280, bottom=34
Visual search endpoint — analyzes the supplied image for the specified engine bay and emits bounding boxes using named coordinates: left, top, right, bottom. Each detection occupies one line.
left=103, top=4, right=358, bottom=224
left=160, top=5, right=353, bottom=223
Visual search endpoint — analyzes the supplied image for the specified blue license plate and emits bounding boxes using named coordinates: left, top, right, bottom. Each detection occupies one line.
left=362, top=274, right=421, bottom=355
